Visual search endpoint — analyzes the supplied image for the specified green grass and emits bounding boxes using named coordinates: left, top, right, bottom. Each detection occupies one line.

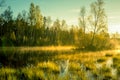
left=0, top=47, right=120, bottom=80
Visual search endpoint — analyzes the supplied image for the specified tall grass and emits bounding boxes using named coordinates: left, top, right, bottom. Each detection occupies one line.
left=0, top=47, right=120, bottom=80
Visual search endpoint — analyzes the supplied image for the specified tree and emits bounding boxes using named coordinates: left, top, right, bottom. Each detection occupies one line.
left=16, top=13, right=23, bottom=44
left=0, top=0, right=5, bottom=42
left=61, top=20, right=67, bottom=30
left=88, top=0, right=108, bottom=48
left=52, top=19, right=61, bottom=45
left=79, top=6, right=86, bottom=33
left=1, top=6, right=13, bottom=22
left=29, top=3, right=36, bottom=26
left=28, top=3, right=44, bottom=45
left=46, top=16, right=52, bottom=28
left=29, top=3, right=43, bottom=27
left=78, top=7, right=87, bottom=48
left=28, top=3, right=35, bottom=45
left=35, top=5, right=43, bottom=29
left=15, top=11, right=28, bottom=45
left=0, top=6, right=14, bottom=46
left=1, top=6, right=13, bottom=35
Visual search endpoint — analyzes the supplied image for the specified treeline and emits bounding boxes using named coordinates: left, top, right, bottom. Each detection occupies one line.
left=0, top=0, right=114, bottom=50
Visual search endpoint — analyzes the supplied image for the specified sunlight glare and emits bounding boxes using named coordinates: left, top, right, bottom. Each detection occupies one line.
left=108, top=24, right=120, bottom=33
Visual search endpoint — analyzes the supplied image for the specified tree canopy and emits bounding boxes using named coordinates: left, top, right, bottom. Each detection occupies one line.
left=0, top=0, right=114, bottom=50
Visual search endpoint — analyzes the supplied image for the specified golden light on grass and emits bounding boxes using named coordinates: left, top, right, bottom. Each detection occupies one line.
left=0, top=46, right=75, bottom=51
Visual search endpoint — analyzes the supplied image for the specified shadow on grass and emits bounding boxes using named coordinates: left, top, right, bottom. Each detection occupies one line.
left=0, top=48, right=74, bottom=68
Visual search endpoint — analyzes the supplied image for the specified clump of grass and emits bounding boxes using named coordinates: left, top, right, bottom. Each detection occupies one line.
left=0, top=68, right=17, bottom=80
left=105, top=53, right=113, bottom=57
left=117, top=66, right=120, bottom=76
left=37, top=61, right=59, bottom=74
left=22, top=68, right=44, bottom=80
left=113, top=57, right=120, bottom=62
left=101, top=67, right=111, bottom=73
left=113, top=57, right=120, bottom=68
left=69, top=62, right=81, bottom=71
left=103, top=74, right=113, bottom=80
left=97, top=58, right=106, bottom=63
left=0, top=68, right=16, bottom=75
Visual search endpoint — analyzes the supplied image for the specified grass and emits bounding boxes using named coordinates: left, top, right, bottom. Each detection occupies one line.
left=0, top=46, right=120, bottom=80
left=105, top=53, right=113, bottom=57
left=0, top=46, right=75, bottom=51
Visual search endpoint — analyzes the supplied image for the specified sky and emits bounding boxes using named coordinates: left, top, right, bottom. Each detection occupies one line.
left=2, top=0, right=120, bottom=33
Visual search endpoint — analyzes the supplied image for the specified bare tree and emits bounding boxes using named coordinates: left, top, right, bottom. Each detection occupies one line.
left=78, top=7, right=87, bottom=48
left=79, top=6, right=86, bottom=34
left=88, top=0, right=108, bottom=46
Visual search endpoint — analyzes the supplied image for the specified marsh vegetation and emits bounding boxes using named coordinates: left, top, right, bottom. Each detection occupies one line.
left=0, top=47, right=120, bottom=80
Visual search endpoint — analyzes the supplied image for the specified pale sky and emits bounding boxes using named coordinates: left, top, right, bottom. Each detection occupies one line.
left=2, top=0, right=120, bottom=33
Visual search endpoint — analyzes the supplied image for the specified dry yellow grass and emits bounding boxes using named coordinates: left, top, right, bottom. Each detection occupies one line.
left=55, top=49, right=120, bottom=65
left=0, top=46, right=75, bottom=51
left=0, top=46, right=120, bottom=80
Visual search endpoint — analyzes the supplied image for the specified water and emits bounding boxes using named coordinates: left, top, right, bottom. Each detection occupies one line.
left=59, top=60, right=69, bottom=77
left=106, top=58, right=113, bottom=68
left=86, top=70, right=95, bottom=80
